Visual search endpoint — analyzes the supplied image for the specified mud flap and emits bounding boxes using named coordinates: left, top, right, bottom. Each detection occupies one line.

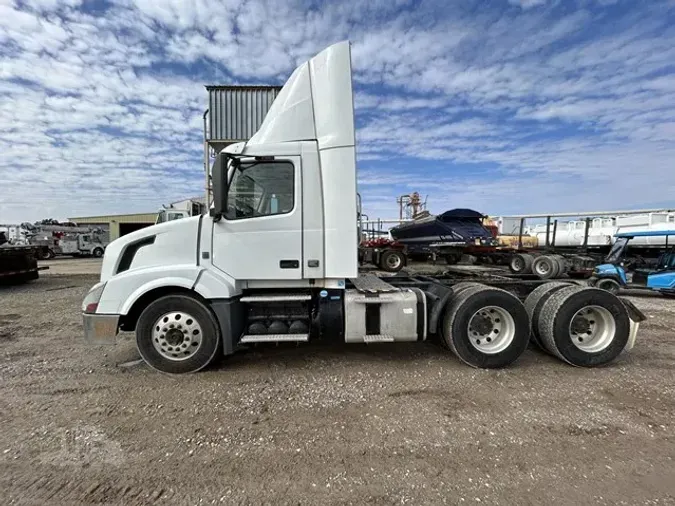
left=619, top=298, right=646, bottom=352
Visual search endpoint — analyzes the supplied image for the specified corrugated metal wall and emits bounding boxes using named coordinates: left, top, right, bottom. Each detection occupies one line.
left=206, top=86, right=282, bottom=141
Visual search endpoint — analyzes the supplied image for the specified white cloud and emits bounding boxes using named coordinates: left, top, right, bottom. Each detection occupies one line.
left=0, top=0, right=674, bottom=223
left=508, top=0, right=548, bottom=8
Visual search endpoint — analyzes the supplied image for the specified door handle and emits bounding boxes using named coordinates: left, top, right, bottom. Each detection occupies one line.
left=280, top=260, right=299, bottom=269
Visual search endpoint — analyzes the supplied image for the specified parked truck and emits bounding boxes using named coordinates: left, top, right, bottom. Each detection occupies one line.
left=82, top=41, right=645, bottom=374
left=22, top=223, right=108, bottom=259
left=156, top=198, right=206, bottom=224
left=0, top=231, right=46, bottom=284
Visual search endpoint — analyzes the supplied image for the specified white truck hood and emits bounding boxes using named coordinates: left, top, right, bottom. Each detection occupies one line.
left=100, top=216, right=201, bottom=282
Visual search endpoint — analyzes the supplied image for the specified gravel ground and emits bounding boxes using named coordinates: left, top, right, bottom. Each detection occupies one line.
left=0, top=260, right=674, bottom=505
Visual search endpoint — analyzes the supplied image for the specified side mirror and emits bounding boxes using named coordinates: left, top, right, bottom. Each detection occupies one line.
left=211, top=155, right=226, bottom=221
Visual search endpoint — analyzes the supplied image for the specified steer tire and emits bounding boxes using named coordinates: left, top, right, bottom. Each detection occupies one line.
left=532, top=255, right=558, bottom=279
left=510, top=253, right=534, bottom=274
left=523, top=281, right=573, bottom=351
left=441, top=286, right=530, bottom=368
left=538, top=286, right=630, bottom=367
left=136, top=294, right=221, bottom=374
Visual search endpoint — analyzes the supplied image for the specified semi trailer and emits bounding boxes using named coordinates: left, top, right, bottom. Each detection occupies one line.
left=495, top=215, right=674, bottom=279
left=82, top=41, right=645, bottom=374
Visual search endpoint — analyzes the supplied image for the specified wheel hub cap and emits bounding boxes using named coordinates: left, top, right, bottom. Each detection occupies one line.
left=569, top=305, right=616, bottom=353
left=467, top=306, right=516, bottom=354
left=152, top=311, right=203, bottom=361
left=165, top=328, right=184, bottom=346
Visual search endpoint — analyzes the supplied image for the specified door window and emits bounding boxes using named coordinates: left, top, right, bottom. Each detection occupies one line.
left=226, top=162, right=294, bottom=220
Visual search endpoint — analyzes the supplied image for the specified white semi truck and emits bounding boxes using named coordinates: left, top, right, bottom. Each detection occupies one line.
left=82, top=42, right=645, bottom=374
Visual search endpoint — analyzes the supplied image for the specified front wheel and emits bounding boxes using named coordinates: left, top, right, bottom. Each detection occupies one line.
left=93, top=247, right=104, bottom=258
left=136, top=294, right=221, bottom=374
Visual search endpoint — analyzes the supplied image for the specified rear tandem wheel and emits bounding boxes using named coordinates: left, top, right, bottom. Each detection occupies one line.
left=441, top=286, right=530, bottom=368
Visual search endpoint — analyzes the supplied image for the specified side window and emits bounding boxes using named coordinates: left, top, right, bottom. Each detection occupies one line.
left=226, top=162, right=294, bottom=220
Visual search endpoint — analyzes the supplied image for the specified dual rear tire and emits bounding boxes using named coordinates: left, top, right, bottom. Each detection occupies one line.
left=442, top=286, right=531, bottom=368
left=511, top=254, right=568, bottom=280
left=510, top=253, right=534, bottom=274
left=524, top=284, right=631, bottom=366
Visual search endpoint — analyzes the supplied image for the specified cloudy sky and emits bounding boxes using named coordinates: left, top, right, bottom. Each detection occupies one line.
left=1, top=0, right=674, bottom=223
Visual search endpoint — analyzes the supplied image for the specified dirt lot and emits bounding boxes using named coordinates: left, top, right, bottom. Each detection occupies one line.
left=1, top=259, right=674, bottom=505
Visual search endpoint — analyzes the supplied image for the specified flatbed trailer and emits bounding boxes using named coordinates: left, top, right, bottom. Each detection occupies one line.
left=484, top=215, right=670, bottom=279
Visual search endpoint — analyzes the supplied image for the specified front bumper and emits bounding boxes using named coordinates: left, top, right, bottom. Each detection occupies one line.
left=83, top=313, right=120, bottom=345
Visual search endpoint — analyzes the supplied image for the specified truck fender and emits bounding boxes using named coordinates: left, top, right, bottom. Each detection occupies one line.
left=119, top=275, right=203, bottom=315
left=192, top=268, right=239, bottom=300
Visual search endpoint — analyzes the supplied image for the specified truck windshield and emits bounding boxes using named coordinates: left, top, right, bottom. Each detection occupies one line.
left=606, top=237, right=630, bottom=263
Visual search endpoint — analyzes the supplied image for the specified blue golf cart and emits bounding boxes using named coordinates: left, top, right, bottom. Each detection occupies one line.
left=591, top=230, right=675, bottom=294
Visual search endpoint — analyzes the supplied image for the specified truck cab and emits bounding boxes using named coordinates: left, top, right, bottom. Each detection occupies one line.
left=592, top=230, right=675, bottom=293
left=156, top=199, right=207, bottom=224
left=82, top=41, right=644, bottom=373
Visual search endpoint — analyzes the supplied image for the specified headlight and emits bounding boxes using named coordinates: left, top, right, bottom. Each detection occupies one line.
left=82, top=282, right=106, bottom=313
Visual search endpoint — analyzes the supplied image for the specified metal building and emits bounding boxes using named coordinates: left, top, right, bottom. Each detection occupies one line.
left=68, top=213, right=157, bottom=242
left=203, top=85, right=282, bottom=205
left=205, top=85, right=281, bottom=150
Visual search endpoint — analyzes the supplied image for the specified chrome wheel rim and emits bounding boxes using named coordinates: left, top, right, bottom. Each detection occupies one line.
left=569, top=305, right=616, bottom=353
left=152, top=312, right=203, bottom=361
left=512, top=257, right=524, bottom=271
left=386, top=254, right=402, bottom=270
left=467, top=306, right=516, bottom=354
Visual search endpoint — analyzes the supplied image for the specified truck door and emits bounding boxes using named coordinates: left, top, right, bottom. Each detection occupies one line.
left=211, top=157, right=303, bottom=280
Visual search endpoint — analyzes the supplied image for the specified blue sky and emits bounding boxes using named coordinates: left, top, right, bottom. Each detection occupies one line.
left=1, top=0, right=675, bottom=223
